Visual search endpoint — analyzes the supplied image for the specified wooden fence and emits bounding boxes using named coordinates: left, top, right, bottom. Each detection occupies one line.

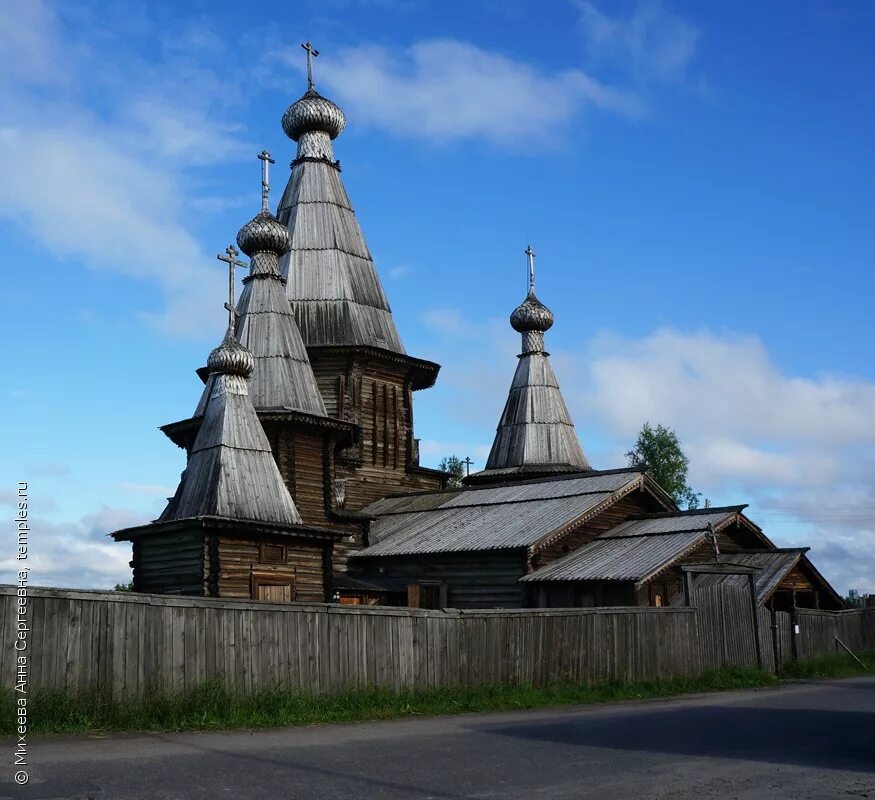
left=2, top=586, right=873, bottom=698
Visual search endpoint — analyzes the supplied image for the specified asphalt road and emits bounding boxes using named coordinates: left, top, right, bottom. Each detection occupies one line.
left=2, top=677, right=873, bottom=800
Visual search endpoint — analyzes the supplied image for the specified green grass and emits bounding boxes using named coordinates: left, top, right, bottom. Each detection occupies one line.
left=2, top=652, right=869, bottom=736
left=779, top=648, right=875, bottom=679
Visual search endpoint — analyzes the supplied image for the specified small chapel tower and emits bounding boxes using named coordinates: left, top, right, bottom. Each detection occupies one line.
left=112, top=249, right=340, bottom=600
left=467, top=246, right=591, bottom=484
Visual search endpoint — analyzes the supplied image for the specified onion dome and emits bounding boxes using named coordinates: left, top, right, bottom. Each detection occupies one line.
left=282, top=89, right=346, bottom=141
left=207, top=331, right=254, bottom=378
left=236, top=210, right=291, bottom=257
left=510, top=292, right=555, bottom=333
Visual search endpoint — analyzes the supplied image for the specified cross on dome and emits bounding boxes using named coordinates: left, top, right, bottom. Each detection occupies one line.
left=217, top=245, right=247, bottom=332
left=525, top=244, right=536, bottom=295
left=302, top=41, right=320, bottom=91
left=257, top=150, right=275, bottom=213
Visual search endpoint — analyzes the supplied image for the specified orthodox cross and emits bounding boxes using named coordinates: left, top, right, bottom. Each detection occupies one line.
left=462, top=456, right=473, bottom=477
left=525, top=244, right=536, bottom=294
left=217, top=245, right=247, bottom=331
left=258, top=149, right=275, bottom=213
left=301, top=41, right=320, bottom=91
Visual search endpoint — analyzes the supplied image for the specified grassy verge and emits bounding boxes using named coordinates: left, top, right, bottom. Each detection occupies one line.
left=780, top=648, right=875, bottom=679
left=2, top=652, right=869, bottom=736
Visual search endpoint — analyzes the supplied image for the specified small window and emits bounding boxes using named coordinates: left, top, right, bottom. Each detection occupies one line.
left=261, top=543, right=286, bottom=563
left=420, top=583, right=442, bottom=609
left=407, top=581, right=447, bottom=608
left=408, top=581, right=447, bottom=609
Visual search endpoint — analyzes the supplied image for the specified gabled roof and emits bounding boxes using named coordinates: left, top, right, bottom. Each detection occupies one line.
left=691, top=549, right=844, bottom=608
left=352, top=469, right=673, bottom=558
left=521, top=508, right=744, bottom=584
left=598, top=507, right=747, bottom=538
left=521, top=531, right=708, bottom=583
left=162, top=370, right=301, bottom=526
left=276, top=96, right=405, bottom=355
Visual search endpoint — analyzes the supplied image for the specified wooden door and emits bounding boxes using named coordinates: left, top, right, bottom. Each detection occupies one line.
left=257, top=583, right=293, bottom=603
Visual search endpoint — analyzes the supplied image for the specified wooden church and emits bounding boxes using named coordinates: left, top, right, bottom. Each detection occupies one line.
left=111, top=44, right=842, bottom=614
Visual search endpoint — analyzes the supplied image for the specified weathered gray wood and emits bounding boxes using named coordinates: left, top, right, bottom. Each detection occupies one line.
left=3, top=587, right=871, bottom=698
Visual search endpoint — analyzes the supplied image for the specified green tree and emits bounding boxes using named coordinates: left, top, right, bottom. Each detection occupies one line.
left=626, top=422, right=701, bottom=510
left=114, top=581, right=134, bottom=592
left=438, top=455, right=466, bottom=489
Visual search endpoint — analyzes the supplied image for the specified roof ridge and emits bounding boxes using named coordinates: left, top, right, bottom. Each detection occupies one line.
left=634, top=504, right=747, bottom=519
left=598, top=527, right=715, bottom=539
left=372, top=488, right=618, bottom=516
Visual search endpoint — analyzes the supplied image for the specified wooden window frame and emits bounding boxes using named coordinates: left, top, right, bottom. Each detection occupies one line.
left=407, top=581, right=448, bottom=610
left=259, top=542, right=287, bottom=564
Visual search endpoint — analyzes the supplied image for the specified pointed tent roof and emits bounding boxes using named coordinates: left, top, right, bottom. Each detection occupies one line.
left=469, top=248, right=589, bottom=483
left=163, top=265, right=302, bottom=526
left=275, top=64, right=405, bottom=354
left=196, top=151, right=329, bottom=417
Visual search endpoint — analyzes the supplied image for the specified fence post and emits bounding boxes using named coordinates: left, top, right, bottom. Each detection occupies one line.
left=769, top=606, right=781, bottom=674
left=748, top=574, right=763, bottom=670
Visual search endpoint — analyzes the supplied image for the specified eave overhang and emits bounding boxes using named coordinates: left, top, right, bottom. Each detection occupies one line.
left=161, top=408, right=358, bottom=449
left=110, top=515, right=344, bottom=543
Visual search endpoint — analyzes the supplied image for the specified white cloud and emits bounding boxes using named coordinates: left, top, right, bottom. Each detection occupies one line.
left=274, top=38, right=643, bottom=147
left=387, top=264, right=413, bottom=280
left=577, top=0, right=700, bottom=83
left=586, top=329, right=875, bottom=447
left=419, top=314, right=875, bottom=593
left=0, top=0, right=246, bottom=338
left=0, top=506, right=148, bottom=590
left=580, top=328, right=875, bottom=593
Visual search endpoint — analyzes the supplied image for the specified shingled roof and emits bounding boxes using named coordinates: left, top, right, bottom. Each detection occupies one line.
left=194, top=161, right=330, bottom=419
left=469, top=251, right=589, bottom=483
left=276, top=80, right=405, bottom=355
left=161, top=332, right=302, bottom=526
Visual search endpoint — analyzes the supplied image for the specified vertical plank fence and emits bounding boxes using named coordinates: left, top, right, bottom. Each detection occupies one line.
left=2, top=586, right=873, bottom=699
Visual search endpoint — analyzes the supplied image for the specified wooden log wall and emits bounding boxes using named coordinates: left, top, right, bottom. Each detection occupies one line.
left=4, top=587, right=871, bottom=699
left=215, top=539, right=326, bottom=603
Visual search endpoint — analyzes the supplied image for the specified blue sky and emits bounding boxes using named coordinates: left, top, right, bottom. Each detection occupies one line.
left=2, top=0, right=874, bottom=594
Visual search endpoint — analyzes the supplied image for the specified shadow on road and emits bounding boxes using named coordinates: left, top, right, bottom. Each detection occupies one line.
left=474, top=705, right=875, bottom=773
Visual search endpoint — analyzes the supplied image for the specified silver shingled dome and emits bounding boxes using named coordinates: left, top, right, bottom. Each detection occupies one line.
left=282, top=89, right=346, bottom=141
left=510, top=292, right=555, bottom=333
left=207, top=332, right=255, bottom=378
left=236, top=210, right=291, bottom=257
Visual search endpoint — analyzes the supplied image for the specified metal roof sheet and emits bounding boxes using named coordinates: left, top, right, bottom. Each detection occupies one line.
left=692, top=550, right=805, bottom=604
left=353, top=471, right=644, bottom=557
left=600, top=510, right=739, bottom=538
left=521, top=531, right=706, bottom=582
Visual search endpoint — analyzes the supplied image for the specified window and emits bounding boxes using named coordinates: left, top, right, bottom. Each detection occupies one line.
left=260, top=543, right=286, bottom=563
left=407, top=582, right=447, bottom=609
